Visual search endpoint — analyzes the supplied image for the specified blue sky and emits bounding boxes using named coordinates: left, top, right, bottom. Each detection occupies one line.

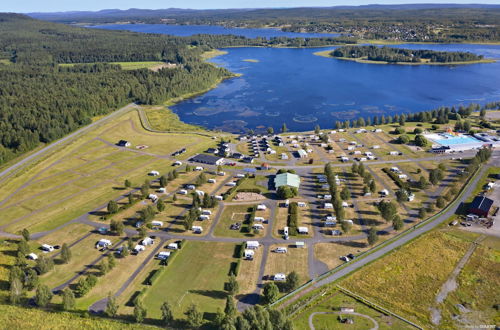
left=2, top=0, right=497, bottom=13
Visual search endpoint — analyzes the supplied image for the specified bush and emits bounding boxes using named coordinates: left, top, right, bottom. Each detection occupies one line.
left=382, top=168, right=410, bottom=190
left=147, top=268, right=164, bottom=285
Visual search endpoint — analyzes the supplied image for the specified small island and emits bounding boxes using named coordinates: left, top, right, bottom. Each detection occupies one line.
left=243, top=59, right=259, bottom=63
left=316, top=45, right=495, bottom=65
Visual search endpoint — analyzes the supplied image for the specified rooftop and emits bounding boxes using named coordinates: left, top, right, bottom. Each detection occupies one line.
left=274, top=172, right=300, bottom=189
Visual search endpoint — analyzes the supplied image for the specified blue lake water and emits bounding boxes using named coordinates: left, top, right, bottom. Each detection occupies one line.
left=92, top=24, right=500, bottom=133
left=89, top=24, right=337, bottom=39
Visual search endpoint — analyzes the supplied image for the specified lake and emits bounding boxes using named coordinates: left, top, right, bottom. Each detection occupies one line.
left=88, top=23, right=336, bottom=39
left=93, top=24, right=500, bottom=132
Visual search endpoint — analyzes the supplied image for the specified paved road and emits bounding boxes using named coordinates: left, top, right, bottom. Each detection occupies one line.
left=0, top=103, right=138, bottom=183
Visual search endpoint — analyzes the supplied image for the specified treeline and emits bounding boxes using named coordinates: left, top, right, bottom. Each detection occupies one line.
left=331, top=45, right=483, bottom=63
left=37, top=7, right=500, bottom=43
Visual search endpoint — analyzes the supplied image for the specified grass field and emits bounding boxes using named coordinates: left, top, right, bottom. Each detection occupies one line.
left=143, top=106, right=205, bottom=132
left=315, top=241, right=369, bottom=270
left=214, top=205, right=266, bottom=238
left=292, top=289, right=414, bottom=330
left=141, top=241, right=235, bottom=320
left=264, top=244, right=309, bottom=286
left=340, top=231, right=472, bottom=326
left=0, top=304, right=153, bottom=329
left=237, top=247, right=263, bottom=295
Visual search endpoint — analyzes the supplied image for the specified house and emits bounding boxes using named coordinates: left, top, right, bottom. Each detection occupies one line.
left=186, top=184, right=196, bottom=190
left=158, top=187, right=166, bottom=193
left=235, top=173, right=245, bottom=178
left=149, top=170, right=160, bottom=176
left=274, top=247, right=288, bottom=253
left=167, top=243, right=178, bottom=250
left=380, top=189, right=389, bottom=196
left=244, top=249, right=255, bottom=260
left=295, top=241, right=305, bottom=248
left=194, top=166, right=204, bottom=171
left=199, top=215, right=210, bottom=221
left=134, top=245, right=146, bottom=253
left=192, top=226, right=203, bottom=234
left=398, top=174, right=408, bottom=180
left=389, top=151, right=400, bottom=156
left=117, top=140, right=131, bottom=147
left=261, top=163, right=270, bottom=170
left=486, top=182, right=495, bottom=190
left=215, top=195, right=224, bottom=201
left=297, top=202, right=307, bottom=207
left=341, top=156, right=349, bottom=162
left=297, top=149, right=308, bottom=158
left=468, top=196, right=494, bottom=217
left=151, top=220, right=163, bottom=227
left=257, top=204, right=267, bottom=211
left=190, top=154, right=225, bottom=166
left=273, top=273, right=286, bottom=281
left=141, top=237, right=154, bottom=246
left=195, top=190, right=205, bottom=196
left=246, top=241, right=260, bottom=249
left=254, top=216, right=265, bottom=222
left=27, top=253, right=38, bottom=260
left=226, top=182, right=237, bottom=187
left=252, top=224, right=264, bottom=230
left=148, top=194, right=158, bottom=202
left=298, top=227, right=309, bottom=234
left=274, top=173, right=301, bottom=189
left=342, top=201, right=349, bottom=208
left=374, top=129, right=383, bottom=133
left=207, top=179, right=216, bottom=184
left=157, top=251, right=171, bottom=260
left=95, top=240, right=111, bottom=249
left=324, top=203, right=333, bottom=209
left=178, top=189, right=188, bottom=195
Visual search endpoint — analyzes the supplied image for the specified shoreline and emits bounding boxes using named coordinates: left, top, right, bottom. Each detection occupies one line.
left=313, top=49, right=497, bottom=66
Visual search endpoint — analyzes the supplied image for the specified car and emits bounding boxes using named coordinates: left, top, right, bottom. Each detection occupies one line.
left=53, top=245, right=61, bottom=250
left=340, top=256, right=350, bottom=262
left=347, top=253, right=355, bottom=259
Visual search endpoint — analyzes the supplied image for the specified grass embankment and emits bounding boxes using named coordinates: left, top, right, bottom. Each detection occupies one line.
left=340, top=230, right=474, bottom=326
left=313, top=49, right=496, bottom=65
left=142, top=106, right=205, bottom=132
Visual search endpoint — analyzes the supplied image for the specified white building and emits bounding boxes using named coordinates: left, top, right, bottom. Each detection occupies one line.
left=246, top=241, right=260, bottom=249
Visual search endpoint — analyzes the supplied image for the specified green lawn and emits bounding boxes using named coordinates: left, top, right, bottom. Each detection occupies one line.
left=214, top=205, right=265, bottom=238
left=141, top=241, right=236, bottom=320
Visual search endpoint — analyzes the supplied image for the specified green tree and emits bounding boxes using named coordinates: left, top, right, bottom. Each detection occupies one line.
left=107, top=254, right=116, bottom=270
left=418, top=208, right=427, bottom=219
left=277, top=186, right=296, bottom=199
left=262, top=282, right=279, bottom=304
left=36, top=256, right=54, bottom=274
left=105, top=294, right=119, bottom=317
left=418, top=176, right=429, bottom=189
left=21, top=228, right=30, bottom=241
left=267, top=127, right=274, bottom=135
left=369, top=180, right=377, bottom=193
left=98, top=260, right=109, bottom=276
left=35, top=284, right=53, bottom=307
left=107, top=200, right=118, bottom=214
left=121, top=245, right=129, bottom=258
left=9, top=277, right=23, bottom=305
left=414, top=134, right=429, bottom=147
left=140, top=184, right=149, bottom=197
left=62, top=288, right=76, bottom=311
left=436, top=196, right=445, bottom=208
left=286, top=271, right=300, bottom=292
left=157, top=199, right=165, bottom=212
left=172, top=194, right=178, bottom=202
left=186, top=304, right=203, bottom=328
left=367, top=227, right=379, bottom=246
left=134, top=300, right=147, bottom=323
left=159, top=175, right=167, bottom=188
left=226, top=273, right=239, bottom=295
left=281, top=123, right=287, bottom=133
left=397, top=134, right=410, bottom=144
left=60, top=243, right=71, bottom=264
left=224, top=295, right=237, bottom=319
left=341, top=220, right=352, bottom=234
left=24, top=268, right=39, bottom=291
left=392, top=215, right=404, bottom=231
left=115, top=221, right=124, bottom=236
left=18, top=239, right=30, bottom=255
left=340, top=186, right=350, bottom=200
left=161, top=301, right=174, bottom=326
left=124, top=179, right=131, bottom=188
left=314, top=125, right=320, bottom=134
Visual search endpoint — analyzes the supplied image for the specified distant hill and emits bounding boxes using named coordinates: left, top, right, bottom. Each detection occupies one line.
left=27, top=4, right=500, bottom=23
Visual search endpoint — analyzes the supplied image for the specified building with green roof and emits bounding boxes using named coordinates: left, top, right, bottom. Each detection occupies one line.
left=274, top=173, right=300, bottom=189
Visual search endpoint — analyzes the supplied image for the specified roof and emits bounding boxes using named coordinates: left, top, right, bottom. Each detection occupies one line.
left=274, top=173, right=300, bottom=189
left=190, top=154, right=224, bottom=164
left=469, top=196, right=494, bottom=213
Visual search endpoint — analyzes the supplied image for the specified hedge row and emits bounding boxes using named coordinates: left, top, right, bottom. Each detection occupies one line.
left=236, top=188, right=261, bottom=194
left=287, top=202, right=298, bottom=236
left=382, top=168, right=410, bottom=190
left=147, top=267, right=164, bottom=285
left=223, top=178, right=245, bottom=200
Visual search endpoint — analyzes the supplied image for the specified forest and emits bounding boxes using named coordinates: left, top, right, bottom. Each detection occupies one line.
left=330, top=45, right=484, bottom=63
left=0, top=14, right=237, bottom=165
left=31, top=6, right=500, bottom=43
